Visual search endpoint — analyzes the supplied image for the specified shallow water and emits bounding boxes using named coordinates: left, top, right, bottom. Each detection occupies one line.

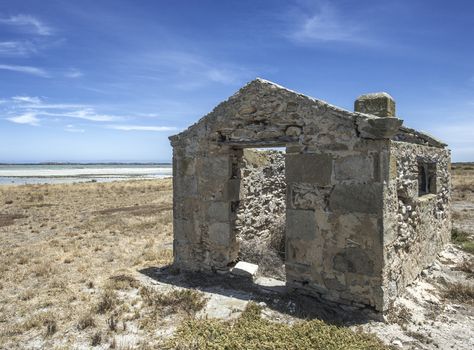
left=0, top=164, right=172, bottom=185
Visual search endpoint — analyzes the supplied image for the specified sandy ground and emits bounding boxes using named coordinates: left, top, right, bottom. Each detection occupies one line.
left=0, top=164, right=473, bottom=349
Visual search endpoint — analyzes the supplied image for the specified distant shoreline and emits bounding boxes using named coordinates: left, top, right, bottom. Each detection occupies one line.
left=0, top=162, right=171, bottom=165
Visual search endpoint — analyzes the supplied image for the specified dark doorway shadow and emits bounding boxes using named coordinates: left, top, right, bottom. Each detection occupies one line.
left=139, top=265, right=381, bottom=326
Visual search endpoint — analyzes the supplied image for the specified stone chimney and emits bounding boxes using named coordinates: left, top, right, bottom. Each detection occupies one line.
left=354, top=92, right=395, bottom=118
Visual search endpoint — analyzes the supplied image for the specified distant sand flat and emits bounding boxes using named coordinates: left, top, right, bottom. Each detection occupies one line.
left=0, top=167, right=172, bottom=178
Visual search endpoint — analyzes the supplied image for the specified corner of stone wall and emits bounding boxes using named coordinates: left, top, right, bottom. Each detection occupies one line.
left=381, top=140, right=451, bottom=310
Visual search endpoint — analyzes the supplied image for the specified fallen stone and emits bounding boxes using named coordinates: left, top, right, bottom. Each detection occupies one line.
left=230, top=261, right=259, bottom=278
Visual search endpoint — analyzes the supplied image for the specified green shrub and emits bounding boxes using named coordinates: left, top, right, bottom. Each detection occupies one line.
left=452, top=228, right=474, bottom=254
left=164, top=302, right=388, bottom=350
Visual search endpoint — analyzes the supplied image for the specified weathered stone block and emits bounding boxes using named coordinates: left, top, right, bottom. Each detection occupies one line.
left=285, top=153, right=332, bottom=185
left=174, top=175, right=198, bottom=197
left=329, top=184, right=382, bottom=214
left=286, top=209, right=316, bottom=240
left=208, top=201, right=230, bottom=222
left=230, top=261, right=258, bottom=278
left=176, top=157, right=196, bottom=176
left=174, top=197, right=201, bottom=220
left=197, top=155, right=231, bottom=178
left=209, top=222, right=233, bottom=246
left=329, top=213, right=379, bottom=249
left=286, top=239, right=313, bottom=265
left=334, top=155, right=373, bottom=182
left=333, top=247, right=375, bottom=276
left=354, top=92, right=396, bottom=118
left=356, top=116, right=403, bottom=139
left=173, top=219, right=193, bottom=242
left=290, top=183, right=324, bottom=210
left=226, top=179, right=241, bottom=201
left=286, top=145, right=304, bottom=154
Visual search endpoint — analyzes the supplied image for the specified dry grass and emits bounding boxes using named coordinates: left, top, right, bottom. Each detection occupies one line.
left=386, top=304, right=412, bottom=329
left=139, top=287, right=207, bottom=316
left=443, top=282, right=474, bottom=305
left=77, top=313, right=96, bottom=330
left=0, top=213, right=27, bottom=227
left=0, top=179, right=173, bottom=349
left=455, top=258, right=474, bottom=277
left=451, top=163, right=474, bottom=201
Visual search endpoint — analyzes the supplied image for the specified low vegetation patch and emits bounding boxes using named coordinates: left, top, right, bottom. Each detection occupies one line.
left=139, top=287, right=207, bottom=316
left=106, top=274, right=140, bottom=290
left=96, top=289, right=119, bottom=314
left=443, top=282, right=474, bottom=305
left=77, top=313, right=96, bottom=330
left=455, top=258, right=474, bottom=277
left=451, top=228, right=474, bottom=254
left=164, top=303, right=388, bottom=350
left=0, top=213, right=27, bottom=227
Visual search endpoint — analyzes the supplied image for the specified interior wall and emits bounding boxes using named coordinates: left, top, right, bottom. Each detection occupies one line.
left=234, top=148, right=286, bottom=279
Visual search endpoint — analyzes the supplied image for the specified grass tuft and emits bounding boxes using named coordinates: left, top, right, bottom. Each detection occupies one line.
left=44, top=319, right=57, bottom=337
left=77, top=313, right=96, bottom=330
left=139, top=287, right=207, bottom=316
left=451, top=228, right=474, bottom=254
left=91, top=331, right=102, bottom=346
left=106, top=274, right=140, bottom=290
left=96, top=289, right=118, bottom=314
left=443, top=282, right=474, bottom=305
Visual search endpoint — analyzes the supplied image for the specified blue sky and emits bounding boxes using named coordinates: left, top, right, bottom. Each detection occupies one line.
left=0, top=0, right=473, bottom=162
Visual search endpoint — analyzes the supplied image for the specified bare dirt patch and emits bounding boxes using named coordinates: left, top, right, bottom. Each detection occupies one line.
left=0, top=213, right=27, bottom=227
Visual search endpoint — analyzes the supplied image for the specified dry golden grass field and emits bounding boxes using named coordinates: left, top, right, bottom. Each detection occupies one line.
left=0, top=164, right=473, bottom=349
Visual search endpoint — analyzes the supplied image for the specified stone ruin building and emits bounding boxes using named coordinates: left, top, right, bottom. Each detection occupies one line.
left=169, top=78, right=451, bottom=312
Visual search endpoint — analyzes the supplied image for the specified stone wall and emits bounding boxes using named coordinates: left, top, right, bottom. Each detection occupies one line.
left=284, top=141, right=388, bottom=310
left=382, top=141, right=451, bottom=309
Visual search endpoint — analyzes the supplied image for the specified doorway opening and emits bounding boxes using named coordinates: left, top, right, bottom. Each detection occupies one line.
left=233, top=147, right=287, bottom=281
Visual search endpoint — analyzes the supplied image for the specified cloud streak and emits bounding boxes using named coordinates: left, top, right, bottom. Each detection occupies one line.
left=65, top=124, right=85, bottom=133
left=64, top=69, right=83, bottom=78
left=1, top=95, right=180, bottom=136
left=0, top=64, right=49, bottom=77
left=285, top=1, right=374, bottom=46
left=12, top=95, right=42, bottom=104
left=136, top=51, right=252, bottom=90
left=0, top=41, right=37, bottom=56
left=107, top=125, right=177, bottom=132
left=0, top=14, right=52, bottom=36
left=7, top=112, right=40, bottom=126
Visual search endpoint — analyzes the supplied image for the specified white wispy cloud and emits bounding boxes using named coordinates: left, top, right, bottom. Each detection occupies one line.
left=107, top=125, right=177, bottom=132
left=138, top=51, right=252, bottom=90
left=40, top=108, right=122, bottom=122
left=0, top=64, right=49, bottom=77
left=0, top=14, right=52, bottom=36
left=0, top=41, right=36, bottom=56
left=5, top=97, right=121, bottom=122
left=1, top=95, right=180, bottom=134
left=65, top=124, right=85, bottom=133
left=7, top=112, right=40, bottom=126
left=64, top=68, right=83, bottom=78
left=286, top=1, right=372, bottom=45
left=12, top=95, right=42, bottom=104
left=21, top=103, right=87, bottom=110
left=62, top=109, right=121, bottom=122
